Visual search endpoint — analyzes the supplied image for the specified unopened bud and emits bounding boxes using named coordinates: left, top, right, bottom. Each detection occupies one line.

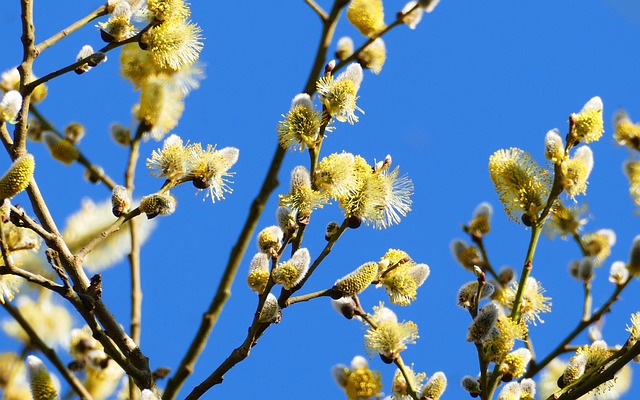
left=609, top=260, right=629, bottom=285
left=544, top=128, right=565, bottom=163
left=110, top=123, right=131, bottom=146
left=84, top=166, right=104, bottom=184
left=75, top=45, right=95, bottom=74
left=325, top=221, right=340, bottom=241
left=258, top=293, right=280, bottom=323
left=247, top=252, right=270, bottom=293
left=331, top=297, right=358, bottom=319
left=628, top=235, right=640, bottom=276
left=467, top=301, right=500, bottom=342
left=325, top=59, right=336, bottom=74
left=558, top=353, right=586, bottom=388
left=335, top=37, right=354, bottom=61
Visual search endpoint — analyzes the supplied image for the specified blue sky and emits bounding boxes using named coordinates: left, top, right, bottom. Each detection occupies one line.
left=1, top=1, right=640, bottom=399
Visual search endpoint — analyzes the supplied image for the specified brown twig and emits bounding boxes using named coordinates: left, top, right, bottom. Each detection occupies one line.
left=35, top=4, right=109, bottom=55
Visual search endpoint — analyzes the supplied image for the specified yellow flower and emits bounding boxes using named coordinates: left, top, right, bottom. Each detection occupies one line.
left=246, top=253, right=270, bottom=293
left=501, top=277, right=551, bottom=325
left=147, top=0, right=190, bottom=22
left=582, top=229, right=616, bottom=265
left=358, top=38, right=386, bottom=74
left=466, top=202, right=493, bottom=237
left=560, top=146, right=593, bottom=199
left=544, top=128, right=565, bottom=164
left=26, top=355, right=59, bottom=400
left=272, top=248, right=310, bottom=289
left=614, top=109, right=640, bottom=151
left=135, top=76, right=185, bottom=141
left=317, top=63, right=364, bottom=124
left=347, top=0, right=386, bottom=38
left=501, top=348, right=531, bottom=378
left=544, top=201, right=588, bottom=239
left=256, top=226, right=283, bottom=257
left=279, top=166, right=326, bottom=222
left=391, top=367, right=426, bottom=399
left=0, top=275, right=21, bottom=304
left=42, top=132, right=80, bottom=165
left=364, top=319, right=419, bottom=359
left=97, top=3, right=136, bottom=42
left=141, top=19, right=203, bottom=71
left=315, top=152, right=360, bottom=201
left=623, top=160, right=640, bottom=207
left=146, top=134, right=190, bottom=180
left=340, top=156, right=413, bottom=229
left=420, top=372, right=447, bottom=400
left=188, top=144, right=239, bottom=202
left=489, top=148, right=551, bottom=224
left=277, top=93, right=322, bottom=151
left=569, top=96, right=604, bottom=144
left=335, top=36, right=354, bottom=60
left=333, top=356, right=383, bottom=400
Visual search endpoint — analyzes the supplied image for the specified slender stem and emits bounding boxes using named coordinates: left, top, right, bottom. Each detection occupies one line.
left=1, top=301, right=94, bottom=400
left=285, top=288, right=333, bottom=306
left=35, top=5, right=108, bottom=55
left=524, top=277, right=633, bottom=378
left=581, top=281, right=592, bottom=321
left=304, top=0, right=328, bottom=21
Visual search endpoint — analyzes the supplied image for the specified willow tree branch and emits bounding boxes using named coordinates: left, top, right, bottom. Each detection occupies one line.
left=14, top=0, right=37, bottom=158
left=35, top=4, right=109, bottom=54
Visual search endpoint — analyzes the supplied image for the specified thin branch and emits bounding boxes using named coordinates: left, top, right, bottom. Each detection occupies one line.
left=524, top=276, right=633, bottom=378
left=35, top=4, right=109, bottom=55
left=285, top=288, right=333, bottom=306
left=304, top=0, right=328, bottom=21
left=14, top=0, right=37, bottom=158
left=1, top=301, right=94, bottom=400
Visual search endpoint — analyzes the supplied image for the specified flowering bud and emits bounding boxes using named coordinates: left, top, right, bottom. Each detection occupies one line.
left=457, top=281, right=494, bottom=309
left=331, top=297, right=358, bottom=319
left=501, top=348, right=531, bottom=378
left=0, top=90, right=22, bottom=124
left=401, top=1, right=423, bottom=29
left=497, top=381, right=522, bottom=400
left=558, top=353, right=586, bottom=388
left=467, top=301, right=500, bottom=342
left=0, top=154, right=35, bottom=200
left=358, top=38, right=386, bottom=75
left=544, top=128, right=565, bottom=163
left=335, top=36, right=354, bottom=60
left=75, top=45, right=95, bottom=74
left=276, top=206, right=297, bottom=235
left=577, top=257, right=595, bottom=282
left=111, top=186, right=131, bottom=217
left=420, top=371, right=447, bottom=400
left=569, top=96, right=604, bottom=144
left=609, top=260, right=629, bottom=285
left=26, top=355, right=59, bottom=400
left=139, top=193, right=176, bottom=219
left=333, top=262, right=378, bottom=297
left=257, top=226, right=283, bottom=257
left=247, top=252, right=270, bottom=293
left=64, top=122, right=86, bottom=144
left=408, top=263, right=430, bottom=287
left=347, top=0, right=386, bottom=37
left=272, top=248, right=310, bottom=289
left=520, top=378, right=536, bottom=399
left=43, top=132, right=80, bottom=164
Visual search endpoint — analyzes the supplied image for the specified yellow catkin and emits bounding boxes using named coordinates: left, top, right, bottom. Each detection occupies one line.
left=0, top=154, right=35, bottom=199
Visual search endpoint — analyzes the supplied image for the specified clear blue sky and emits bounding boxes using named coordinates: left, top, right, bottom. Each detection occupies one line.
left=1, top=1, right=640, bottom=399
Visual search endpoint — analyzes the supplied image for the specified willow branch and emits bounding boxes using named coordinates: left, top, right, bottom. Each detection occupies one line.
left=525, top=277, right=633, bottom=378
left=304, top=0, right=328, bottom=21
left=1, top=301, right=94, bottom=400
left=35, top=4, right=109, bottom=54
left=14, top=0, right=37, bottom=157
